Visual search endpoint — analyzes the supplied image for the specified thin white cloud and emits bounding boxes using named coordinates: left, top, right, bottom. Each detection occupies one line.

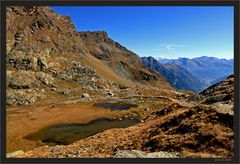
left=166, top=46, right=171, bottom=50
left=158, top=44, right=190, bottom=48
left=136, top=44, right=190, bottom=57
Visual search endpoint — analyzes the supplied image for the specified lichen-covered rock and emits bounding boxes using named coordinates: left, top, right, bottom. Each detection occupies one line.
left=36, top=72, right=55, bottom=87
left=7, top=51, right=38, bottom=70
left=7, top=89, right=45, bottom=105
left=112, top=150, right=179, bottom=158
left=57, top=89, right=71, bottom=95
left=7, top=150, right=24, bottom=158
left=57, top=63, right=100, bottom=90
left=57, top=63, right=97, bottom=80
left=81, top=93, right=90, bottom=98
left=37, top=57, right=49, bottom=71
left=8, top=70, right=37, bottom=89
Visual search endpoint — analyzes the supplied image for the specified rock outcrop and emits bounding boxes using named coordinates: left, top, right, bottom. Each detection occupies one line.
left=189, top=75, right=234, bottom=106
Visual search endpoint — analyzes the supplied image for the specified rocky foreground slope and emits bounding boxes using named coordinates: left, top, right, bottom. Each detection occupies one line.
left=189, top=75, right=234, bottom=114
left=14, top=76, right=234, bottom=158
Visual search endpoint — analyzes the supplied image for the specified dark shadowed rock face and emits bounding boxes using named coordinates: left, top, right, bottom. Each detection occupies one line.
left=141, top=57, right=205, bottom=92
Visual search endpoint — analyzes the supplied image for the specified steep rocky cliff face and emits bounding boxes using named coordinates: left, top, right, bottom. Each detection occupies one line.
left=6, top=6, right=171, bottom=106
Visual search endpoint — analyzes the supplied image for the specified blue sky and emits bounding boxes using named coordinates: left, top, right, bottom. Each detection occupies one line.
left=51, top=6, right=233, bottom=59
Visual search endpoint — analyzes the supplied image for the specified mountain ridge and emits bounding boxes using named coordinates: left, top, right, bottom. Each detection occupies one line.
left=141, top=56, right=205, bottom=92
left=6, top=6, right=171, bottom=106
left=158, top=56, right=233, bottom=87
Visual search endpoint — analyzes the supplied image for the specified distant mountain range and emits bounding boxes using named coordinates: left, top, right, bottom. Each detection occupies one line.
left=158, top=56, right=233, bottom=87
left=141, top=57, right=205, bottom=92
left=141, top=56, right=233, bottom=92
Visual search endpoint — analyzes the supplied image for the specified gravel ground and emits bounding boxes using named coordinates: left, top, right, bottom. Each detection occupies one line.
left=112, top=150, right=180, bottom=158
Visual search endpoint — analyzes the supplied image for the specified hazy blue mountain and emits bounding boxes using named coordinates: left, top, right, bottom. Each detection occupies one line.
left=158, top=56, right=233, bottom=86
left=157, top=58, right=175, bottom=64
left=141, top=57, right=205, bottom=92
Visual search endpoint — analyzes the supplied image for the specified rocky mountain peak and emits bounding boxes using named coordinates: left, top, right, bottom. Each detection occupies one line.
left=7, top=6, right=85, bottom=56
left=78, top=31, right=132, bottom=55
left=79, top=31, right=109, bottom=42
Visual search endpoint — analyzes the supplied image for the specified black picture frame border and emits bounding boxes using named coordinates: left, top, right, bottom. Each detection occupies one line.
left=0, top=0, right=239, bottom=163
